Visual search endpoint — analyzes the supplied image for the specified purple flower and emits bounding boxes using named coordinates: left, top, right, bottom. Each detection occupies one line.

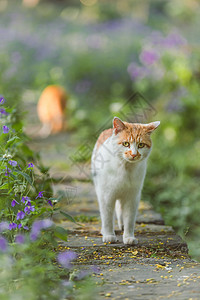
left=25, top=200, right=32, bottom=206
left=24, top=206, right=29, bottom=213
left=0, top=108, right=7, bottom=115
left=8, top=160, right=17, bottom=167
left=11, top=199, right=19, bottom=207
left=127, top=63, right=147, bottom=80
left=47, top=200, right=53, bottom=207
left=149, top=31, right=187, bottom=49
left=24, top=205, right=35, bottom=214
left=32, top=219, right=50, bottom=233
left=0, top=221, right=9, bottom=232
left=21, top=196, right=30, bottom=203
left=5, top=167, right=11, bottom=176
left=139, top=49, right=159, bottom=65
left=3, top=125, right=9, bottom=134
left=0, top=96, right=5, bottom=104
left=18, top=224, right=22, bottom=229
left=57, top=251, right=77, bottom=269
left=42, top=219, right=54, bottom=228
left=31, top=220, right=44, bottom=236
left=30, top=219, right=53, bottom=241
left=163, top=32, right=187, bottom=48
left=30, top=233, right=38, bottom=241
left=15, top=234, right=25, bottom=244
left=23, top=226, right=29, bottom=230
left=17, top=211, right=26, bottom=220
left=32, top=219, right=53, bottom=233
left=9, top=223, right=17, bottom=230
left=74, top=270, right=89, bottom=281
left=28, top=163, right=34, bottom=168
left=0, top=236, right=7, bottom=252
left=36, top=191, right=44, bottom=199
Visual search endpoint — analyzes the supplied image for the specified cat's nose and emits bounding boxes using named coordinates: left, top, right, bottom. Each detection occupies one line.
left=130, top=153, right=137, bottom=158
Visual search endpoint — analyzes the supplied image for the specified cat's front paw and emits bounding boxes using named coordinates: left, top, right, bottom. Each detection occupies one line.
left=102, top=235, right=117, bottom=243
left=123, top=236, right=138, bottom=245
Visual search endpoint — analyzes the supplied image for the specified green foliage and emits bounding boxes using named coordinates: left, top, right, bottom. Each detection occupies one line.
left=0, top=102, right=55, bottom=236
left=141, top=56, right=200, bottom=260
left=0, top=100, right=95, bottom=298
left=60, top=210, right=77, bottom=224
left=0, top=227, right=94, bottom=300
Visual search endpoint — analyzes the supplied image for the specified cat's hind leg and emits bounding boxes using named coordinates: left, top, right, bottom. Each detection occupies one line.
left=115, top=200, right=123, bottom=231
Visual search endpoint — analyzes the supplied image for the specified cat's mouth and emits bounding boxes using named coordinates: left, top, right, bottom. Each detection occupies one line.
left=125, top=156, right=141, bottom=163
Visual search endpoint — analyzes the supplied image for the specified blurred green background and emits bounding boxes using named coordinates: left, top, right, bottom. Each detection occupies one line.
left=1, top=0, right=200, bottom=260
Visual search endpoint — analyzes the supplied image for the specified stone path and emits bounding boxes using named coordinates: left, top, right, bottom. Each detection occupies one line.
left=53, top=181, right=200, bottom=300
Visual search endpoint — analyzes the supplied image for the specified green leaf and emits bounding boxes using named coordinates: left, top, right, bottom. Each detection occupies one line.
left=6, top=136, right=20, bottom=148
left=54, top=226, right=68, bottom=242
left=20, top=144, right=34, bottom=157
left=60, top=210, right=77, bottom=223
left=14, top=169, right=33, bottom=186
left=9, top=173, right=17, bottom=180
left=32, top=207, right=47, bottom=219
left=0, top=183, right=9, bottom=189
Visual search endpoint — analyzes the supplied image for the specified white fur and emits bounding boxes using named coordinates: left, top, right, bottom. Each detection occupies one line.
left=91, top=124, right=154, bottom=245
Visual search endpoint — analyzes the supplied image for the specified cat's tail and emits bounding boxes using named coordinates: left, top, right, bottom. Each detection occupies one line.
left=115, top=200, right=123, bottom=231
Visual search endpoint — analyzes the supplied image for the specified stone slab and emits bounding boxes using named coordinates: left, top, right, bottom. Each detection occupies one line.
left=87, top=260, right=200, bottom=299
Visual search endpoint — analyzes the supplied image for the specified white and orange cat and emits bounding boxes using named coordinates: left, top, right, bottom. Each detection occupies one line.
left=91, top=117, right=160, bottom=245
left=37, top=85, right=68, bottom=137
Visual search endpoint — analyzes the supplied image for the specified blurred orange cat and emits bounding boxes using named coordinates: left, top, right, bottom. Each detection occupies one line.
left=37, top=85, right=68, bottom=137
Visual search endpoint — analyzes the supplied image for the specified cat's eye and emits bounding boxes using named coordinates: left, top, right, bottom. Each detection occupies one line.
left=122, top=141, right=130, bottom=147
left=138, top=143, right=145, bottom=148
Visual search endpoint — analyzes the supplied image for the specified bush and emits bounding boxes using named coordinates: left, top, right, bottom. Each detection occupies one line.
left=0, top=97, right=96, bottom=298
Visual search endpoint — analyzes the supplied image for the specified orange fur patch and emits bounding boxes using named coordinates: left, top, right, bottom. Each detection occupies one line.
left=96, top=128, right=113, bottom=151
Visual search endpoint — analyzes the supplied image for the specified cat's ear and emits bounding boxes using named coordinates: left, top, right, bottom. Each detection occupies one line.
left=113, top=117, right=126, bottom=135
left=145, top=121, right=160, bottom=134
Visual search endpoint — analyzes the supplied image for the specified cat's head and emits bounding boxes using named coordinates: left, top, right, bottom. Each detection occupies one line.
left=113, top=117, right=160, bottom=163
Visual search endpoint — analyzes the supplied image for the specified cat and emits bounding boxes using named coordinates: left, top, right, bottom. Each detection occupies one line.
left=37, top=85, right=68, bottom=137
left=91, top=117, right=160, bottom=245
